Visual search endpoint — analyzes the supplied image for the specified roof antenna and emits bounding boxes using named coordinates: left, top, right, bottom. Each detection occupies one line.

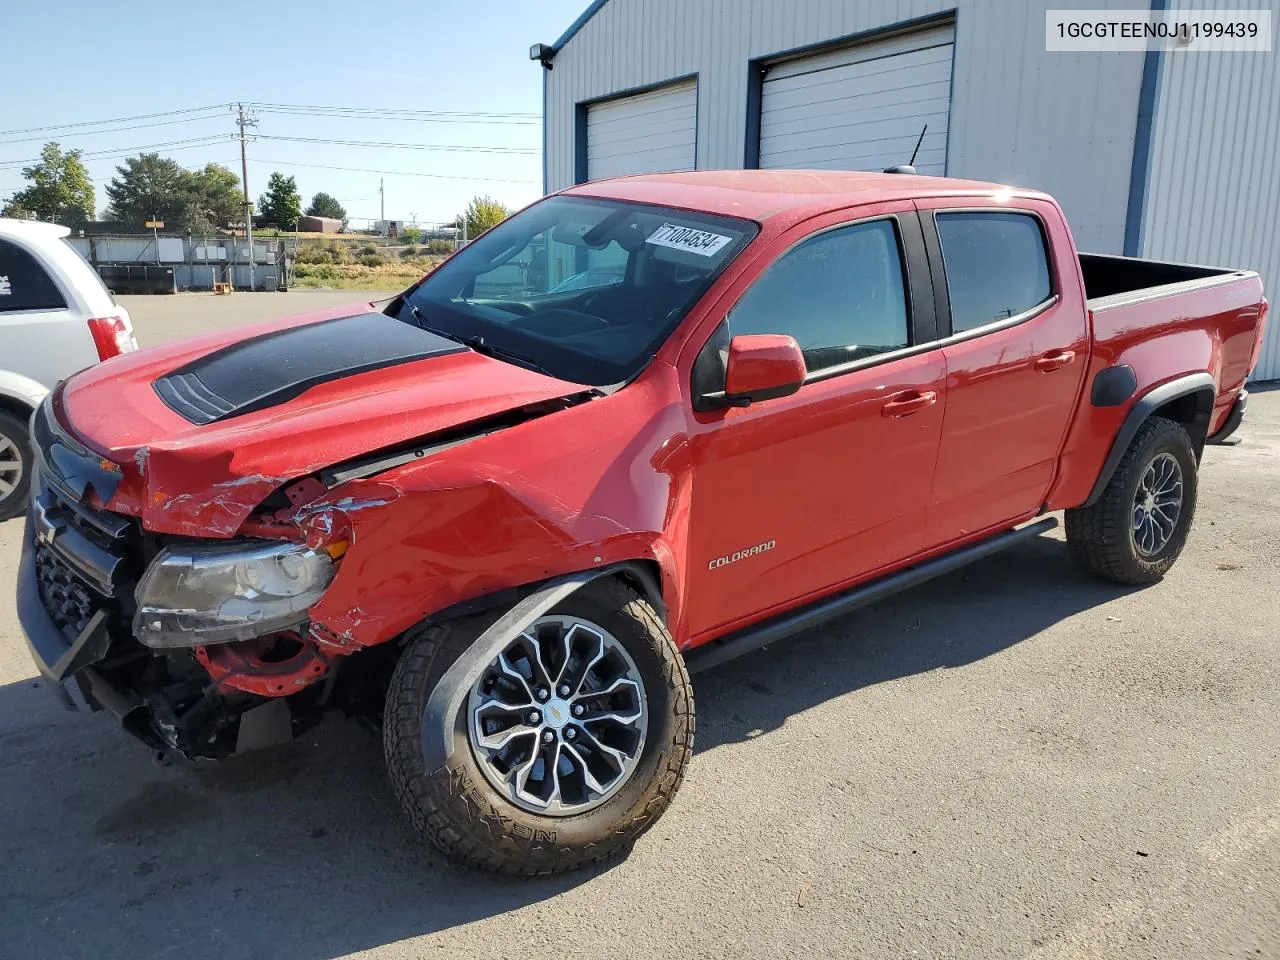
left=884, top=124, right=927, bottom=175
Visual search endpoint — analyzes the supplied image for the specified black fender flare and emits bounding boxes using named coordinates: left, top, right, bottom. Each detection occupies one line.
left=1083, top=372, right=1215, bottom=506
left=418, top=561, right=666, bottom=770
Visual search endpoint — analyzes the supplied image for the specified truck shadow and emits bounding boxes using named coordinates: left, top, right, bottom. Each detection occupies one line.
left=692, top=531, right=1128, bottom=753
left=0, top=531, right=1127, bottom=959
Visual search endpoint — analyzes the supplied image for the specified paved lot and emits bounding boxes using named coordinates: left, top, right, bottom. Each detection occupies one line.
left=121, top=289, right=398, bottom=346
left=1, top=293, right=1277, bottom=959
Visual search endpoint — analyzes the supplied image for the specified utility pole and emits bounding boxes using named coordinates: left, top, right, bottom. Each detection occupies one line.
left=234, top=104, right=258, bottom=290
left=379, top=178, right=385, bottom=222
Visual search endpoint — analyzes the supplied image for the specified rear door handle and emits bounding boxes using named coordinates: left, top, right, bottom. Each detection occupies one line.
left=881, top=390, right=938, bottom=418
left=1035, top=349, right=1077, bottom=373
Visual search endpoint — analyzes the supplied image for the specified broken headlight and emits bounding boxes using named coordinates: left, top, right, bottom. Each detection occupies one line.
left=134, top=541, right=335, bottom=647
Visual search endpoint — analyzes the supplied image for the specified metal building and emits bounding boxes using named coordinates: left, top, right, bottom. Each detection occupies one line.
left=534, top=0, right=1279, bottom=378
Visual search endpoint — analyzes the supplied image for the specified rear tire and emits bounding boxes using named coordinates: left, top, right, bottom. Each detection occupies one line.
left=0, top=409, right=33, bottom=522
left=1065, top=416, right=1198, bottom=585
left=383, top=579, right=694, bottom=875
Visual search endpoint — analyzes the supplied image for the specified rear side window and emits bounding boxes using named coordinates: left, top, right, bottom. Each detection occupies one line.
left=0, top=238, right=66, bottom=312
left=727, top=219, right=909, bottom=374
left=935, top=213, right=1051, bottom=333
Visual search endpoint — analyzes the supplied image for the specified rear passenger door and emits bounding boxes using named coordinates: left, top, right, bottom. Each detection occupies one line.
left=916, top=200, right=1089, bottom=546
left=0, top=238, right=72, bottom=388
left=684, top=205, right=946, bottom=640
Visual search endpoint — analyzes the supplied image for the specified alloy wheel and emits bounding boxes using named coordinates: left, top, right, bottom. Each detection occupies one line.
left=0, top=431, right=23, bottom=499
left=1132, top=452, right=1183, bottom=557
left=467, top=615, right=648, bottom=816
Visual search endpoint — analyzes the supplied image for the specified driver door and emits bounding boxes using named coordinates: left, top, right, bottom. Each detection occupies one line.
left=683, top=205, right=947, bottom=641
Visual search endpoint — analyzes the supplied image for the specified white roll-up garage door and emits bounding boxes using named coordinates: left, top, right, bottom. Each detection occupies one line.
left=586, top=79, right=697, bottom=181
left=759, top=24, right=954, bottom=175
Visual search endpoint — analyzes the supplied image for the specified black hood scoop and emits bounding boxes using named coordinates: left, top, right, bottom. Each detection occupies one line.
left=153, top=312, right=465, bottom=425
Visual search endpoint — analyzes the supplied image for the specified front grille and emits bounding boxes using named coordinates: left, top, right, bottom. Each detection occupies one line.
left=33, top=478, right=141, bottom=645
left=34, top=543, right=102, bottom=637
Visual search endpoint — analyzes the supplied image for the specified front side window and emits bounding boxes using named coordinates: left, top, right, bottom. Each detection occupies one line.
left=727, top=219, right=910, bottom=374
left=0, top=238, right=66, bottom=312
left=400, top=196, right=757, bottom=385
left=935, top=213, right=1052, bottom=333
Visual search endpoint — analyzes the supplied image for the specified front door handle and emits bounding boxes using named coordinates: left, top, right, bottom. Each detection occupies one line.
left=881, top=390, right=938, bottom=418
left=1035, top=349, right=1077, bottom=373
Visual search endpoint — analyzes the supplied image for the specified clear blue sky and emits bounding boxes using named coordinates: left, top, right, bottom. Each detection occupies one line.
left=0, top=0, right=587, bottom=225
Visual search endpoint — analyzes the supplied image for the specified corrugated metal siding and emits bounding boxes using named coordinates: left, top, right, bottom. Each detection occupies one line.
left=1140, top=0, right=1279, bottom=380
left=545, top=0, right=1146, bottom=251
left=759, top=25, right=954, bottom=174
left=587, top=79, right=698, bottom=179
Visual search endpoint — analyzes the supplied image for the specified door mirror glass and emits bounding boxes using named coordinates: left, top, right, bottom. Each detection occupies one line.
left=721, top=334, right=807, bottom=406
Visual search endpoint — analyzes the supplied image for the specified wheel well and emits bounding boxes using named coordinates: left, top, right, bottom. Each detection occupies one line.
left=1152, top=387, right=1214, bottom=458
left=417, top=560, right=667, bottom=630
left=0, top=394, right=34, bottom=426
left=608, top=560, right=664, bottom=611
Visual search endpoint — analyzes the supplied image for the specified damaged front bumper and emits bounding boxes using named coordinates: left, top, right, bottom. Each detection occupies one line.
left=17, top=506, right=295, bottom=758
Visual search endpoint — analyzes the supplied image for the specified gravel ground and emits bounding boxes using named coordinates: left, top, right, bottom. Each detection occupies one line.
left=0, top=293, right=1276, bottom=959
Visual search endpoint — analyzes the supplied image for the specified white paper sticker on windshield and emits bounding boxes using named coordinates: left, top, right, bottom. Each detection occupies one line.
left=645, top=222, right=732, bottom=257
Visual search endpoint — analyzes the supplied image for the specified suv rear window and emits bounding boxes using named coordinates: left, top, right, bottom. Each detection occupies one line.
left=935, top=213, right=1051, bottom=334
left=0, top=238, right=67, bottom=312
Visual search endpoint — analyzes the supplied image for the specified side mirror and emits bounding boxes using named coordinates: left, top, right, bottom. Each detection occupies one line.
left=720, top=334, right=807, bottom=407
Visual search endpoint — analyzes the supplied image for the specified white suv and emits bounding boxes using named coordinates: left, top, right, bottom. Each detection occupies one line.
left=0, top=219, right=136, bottom=520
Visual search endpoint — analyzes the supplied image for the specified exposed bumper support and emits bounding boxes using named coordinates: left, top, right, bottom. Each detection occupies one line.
left=1207, top=390, right=1248, bottom=444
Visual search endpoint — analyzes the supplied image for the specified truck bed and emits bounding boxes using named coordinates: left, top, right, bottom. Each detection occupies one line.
left=1079, top=252, right=1247, bottom=307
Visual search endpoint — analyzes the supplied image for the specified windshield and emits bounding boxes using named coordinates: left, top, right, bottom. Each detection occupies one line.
left=394, top=195, right=757, bottom=385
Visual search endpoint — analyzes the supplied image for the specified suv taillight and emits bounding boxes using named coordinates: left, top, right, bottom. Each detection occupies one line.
left=87, top=314, right=136, bottom=361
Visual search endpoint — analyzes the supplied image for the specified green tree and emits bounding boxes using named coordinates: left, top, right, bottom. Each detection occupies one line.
left=305, top=191, right=347, bottom=223
left=104, top=153, right=190, bottom=226
left=454, top=195, right=511, bottom=240
left=6, top=142, right=95, bottom=223
left=0, top=200, right=34, bottom=220
left=258, top=172, right=301, bottom=230
left=189, top=164, right=243, bottom=231
left=105, top=154, right=243, bottom=233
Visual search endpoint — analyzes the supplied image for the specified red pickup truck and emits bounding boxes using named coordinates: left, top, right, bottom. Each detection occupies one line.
left=17, top=170, right=1267, bottom=875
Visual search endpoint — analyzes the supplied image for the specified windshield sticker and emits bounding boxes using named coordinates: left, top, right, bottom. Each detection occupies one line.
left=645, top=223, right=732, bottom=257
left=0, top=276, right=10, bottom=296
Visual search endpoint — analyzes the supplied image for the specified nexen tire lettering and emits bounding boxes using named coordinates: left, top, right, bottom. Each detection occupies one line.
left=708, top=540, right=776, bottom=570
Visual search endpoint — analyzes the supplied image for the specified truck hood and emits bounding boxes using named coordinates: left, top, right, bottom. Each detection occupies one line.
left=57, top=304, right=588, bottom=536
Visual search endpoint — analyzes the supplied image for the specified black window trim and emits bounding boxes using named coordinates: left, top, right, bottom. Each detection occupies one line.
left=698, top=209, right=938, bottom=393
left=0, top=236, right=70, bottom=314
left=921, top=206, right=1059, bottom=344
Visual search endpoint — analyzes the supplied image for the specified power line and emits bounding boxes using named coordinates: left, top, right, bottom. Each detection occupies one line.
left=0, top=135, right=232, bottom=169
left=249, top=101, right=538, bottom=120
left=0, top=112, right=228, bottom=146
left=255, top=134, right=536, bottom=154
left=253, top=106, right=538, bottom=126
left=0, top=104, right=229, bottom=138
left=242, top=156, right=537, bottom=184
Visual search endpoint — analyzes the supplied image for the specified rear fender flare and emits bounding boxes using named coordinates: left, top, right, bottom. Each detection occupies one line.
left=418, top=561, right=666, bottom=770
left=1084, top=372, right=1214, bottom=506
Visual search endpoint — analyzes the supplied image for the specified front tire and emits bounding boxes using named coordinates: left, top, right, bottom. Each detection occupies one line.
left=1065, top=416, right=1198, bottom=585
left=383, top=579, right=694, bottom=875
left=0, top=409, right=33, bottom=522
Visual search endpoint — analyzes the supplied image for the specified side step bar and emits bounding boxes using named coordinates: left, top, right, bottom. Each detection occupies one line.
left=685, top=516, right=1059, bottom=674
